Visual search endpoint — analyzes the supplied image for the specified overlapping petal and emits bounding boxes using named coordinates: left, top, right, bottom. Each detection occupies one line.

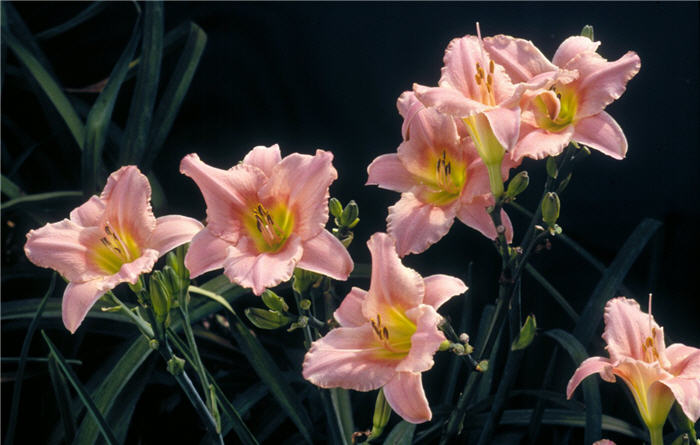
left=296, top=229, right=353, bottom=281
left=387, top=193, right=457, bottom=257
left=383, top=372, right=432, bottom=424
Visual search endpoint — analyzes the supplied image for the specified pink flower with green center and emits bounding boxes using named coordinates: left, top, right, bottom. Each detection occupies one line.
left=484, top=34, right=640, bottom=161
left=180, top=145, right=353, bottom=295
left=567, top=297, right=700, bottom=441
left=24, top=166, right=203, bottom=333
left=302, top=232, right=467, bottom=423
left=367, top=91, right=514, bottom=256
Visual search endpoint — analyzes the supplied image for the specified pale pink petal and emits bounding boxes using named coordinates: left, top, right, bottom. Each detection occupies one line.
left=242, top=144, right=282, bottom=177
left=423, top=274, right=467, bottom=310
left=180, top=153, right=265, bottom=243
left=483, top=106, right=520, bottom=152
left=261, top=150, right=336, bottom=240
left=511, top=125, right=575, bottom=161
left=184, top=228, right=232, bottom=278
left=397, top=305, right=445, bottom=373
left=566, top=356, right=615, bottom=399
left=456, top=197, right=499, bottom=240
left=24, top=219, right=102, bottom=282
left=101, top=248, right=160, bottom=290
left=363, top=233, right=425, bottom=317
left=397, top=90, right=424, bottom=139
left=552, top=36, right=601, bottom=67
left=573, top=112, right=627, bottom=160
left=593, top=440, right=616, bottom=445
left=222, top=235, right=303, bottom=295
left=62, top=280, right=105, bottom=334
left=100, top=166, right=156, bottom=246
left=69, top=196, right=105, bottom=227
left=462, top=159, right=492, bottom=202
left=483, top=35, right=558, bottom=83
left=150, top=215, right=203, bottom=256
left=297, top=229, right=353, bottom=281
left=666, top=343, right=700, bottom=378
left=413, top=83, right=487, bottom=118
left=661, top=377, right=700, bottom=422
left=439, top=36, right=482, bottom=98
left=302, top=324, right=397, bottom=391
left=386, top=193, right=457, bottom=257
left=366, top=154, right=416, bottom=193
left=383, top=371, right=432, bottom=423
left=334, top=287, right=368, bottom=327
left=602, top=297, right=665, bottom=363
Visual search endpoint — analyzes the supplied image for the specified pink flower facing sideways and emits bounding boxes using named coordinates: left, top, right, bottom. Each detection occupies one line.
left=24, top=166, right=203, bottom=333
left=567, top=297, right=700, bottom=430
left=484, top=34, right=640, bottom=161
left=180, top=145, right=353, bottom=295
left=302, top=232, right=467, bottom=423
left=367, top=91, right=514, bottom=257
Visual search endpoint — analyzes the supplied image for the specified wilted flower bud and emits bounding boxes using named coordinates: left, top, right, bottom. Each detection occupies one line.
left=505, top=171, right=529, bottom=198
left=541, top=192, right=561, bottom=227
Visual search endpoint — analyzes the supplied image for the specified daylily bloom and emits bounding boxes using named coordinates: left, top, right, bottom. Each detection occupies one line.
left=302, top=232, right=467, bottom=423
left=484, top=34, right=640, bottom=161
left=367, top=91, right=514, bottom=256
left=567, top=297, right=700, bottom=441
left=180, top=145, right=353, bottom=295
left=24, top=166, right=203, bottom=333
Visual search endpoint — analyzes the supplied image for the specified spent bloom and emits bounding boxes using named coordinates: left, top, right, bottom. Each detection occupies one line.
left=367, top=91, right=513, bottom=256
left=302, top=232, right=466, bottom=423
left=567, top=297, right=700, bottom=432
left=484, top=34, right=640, bottom=161
left=180, top=145, right=353, bottom=295
left=24, top=166, right=203, bottom=333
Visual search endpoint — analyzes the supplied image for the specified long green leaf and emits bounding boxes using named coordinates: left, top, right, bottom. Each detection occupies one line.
left=42, top=332, right=118, bottom=445
left=0, top=191, right=83, bottom=210
left=81, top=14, right=142, bottom=195
left=544, top=329, right=602, bottom=444
left=383, top=421, right=416, bottom=445
left=4, top=274, right=56, bottom=445
left=47, top=353, right=77, bottom=444
left=107, top=356, right=156, bottom=444
left=36, top=2, right=107, bottom=40
left=525, top=264, right=579, bottom=323
left=1, top=174, right=22, bottom=199
left=120, top=1, right=163, bottom=165
left=189, top=285, right=236, bottom=315
left=143, top=22, right=206, bottom=170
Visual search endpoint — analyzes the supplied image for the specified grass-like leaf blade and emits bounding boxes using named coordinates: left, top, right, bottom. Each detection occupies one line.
left=383, top=421, right=416, bottom=445
left=1, top=174, right=23, bottom=199
left=47, top=353, right=77, bottom=444
left=36, top=2, right=107, bottom=40
left=0, top=191, right=83, bottom=210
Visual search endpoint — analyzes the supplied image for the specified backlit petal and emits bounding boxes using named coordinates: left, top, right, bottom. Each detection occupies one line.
left=665, top=343, right=700, bottom=378
left=242, top=144, right=282, bottom=177
left=100, top=166, right=156, bottom=246
left=423, top=274, right=467, bottom=310
left=334, top=287, right=368, bottom=327
left=413, top=83, right=487, bottom=118
left=387, top=193, right=457, bottom=257
left=602, top=297, right=666, bottom=363
left=297, top=229, right=353, bottom=281
left=484, top=35, right=558, bottom=83
left=661, top=377, right=700, bottom=422
left=184, top=228, right=232, bottom=278
left=573, top=112, right=627, bottom=160
left=150, top=215, right=203, bottom=257
left=552, top=36, right=601, bottom=67
left=483, top=106, right=520, bottom=152
left=383, top=372, right=432, bottom=423
left=566, top=356, right=615, bottom=399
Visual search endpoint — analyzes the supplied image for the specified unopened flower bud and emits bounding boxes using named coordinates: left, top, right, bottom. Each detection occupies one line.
left=459, top=333, right=470, bottom=344
left=149, top=273, right=171, bottom=326
left=439, top=340, right=451, bottom=351
left=261, top=290, right=289, bottom=313
left=167, top=355, right=186, bottom=376
left=557, top=172, right=573, bottom=193
left=244, top=307, right=292, bottom=330
left=580, top=25, right=594, bottom=41
left=341, top=200, right=359, bottom=227
left=367, top=389, right=392, bottom=441
left=541, top=192, right=561, bottom=227
left=476, top=360, right=489, bottom=372
left=299, top=299, right=312, bottom=310
left=546, top=157, right=558, bottom=179
left=505, top=171, right=529, bottom=198
left=329, top=197, right=343, bottom=219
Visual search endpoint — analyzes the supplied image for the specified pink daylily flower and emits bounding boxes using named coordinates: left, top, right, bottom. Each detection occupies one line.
left=484, top=34, right=641, bottom=161
left=367, top=91, right=514, bottom=256
left=567, top=297, right=700, bottom=430
left=180, top=145, right=353, bottom=295
left=24, top=166, right=203, bottom=333
left=302, top=232, right=467, bottom=423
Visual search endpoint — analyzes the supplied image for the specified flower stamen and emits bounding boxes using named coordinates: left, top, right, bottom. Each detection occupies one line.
left=253, top=204, right=283, bottom=248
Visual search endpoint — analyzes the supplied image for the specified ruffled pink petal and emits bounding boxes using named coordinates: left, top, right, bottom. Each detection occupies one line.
left=512, top=124, right=575, bottom=161
left=383, top=371, right=432, bottom=423
left=397, top=90, right=425, bottom=139
left=297, top=229, right=353, bottom=281
left=386, top=193, right=457, bottom=257
left=242, top=144, right=282, bottom=177
left=363, top=233, right=425, bottom=317
left=180, top=153, right=265, bottom=243
left=334, top=287, right=368, bottom=327
left=413, top=83, right=487, bottom=118
left=423, top=274, right=467, bottom=310
left=661, top=377, right=700, bottom=422
left=62, top=280, right=105, bottom=334
left=302, top=324, right=397, bottom=391
left=101, top=248, right=160, bottom=290
left=665, top=343, right=700, bottom=378
left=150, top=215, right=203, bottom=257
left=366, top=154, right=416, bottom=193
left=397, top=305, right=445, bottom=373
left=260, top=150, right=336, bottom=240
left=24, top=219, right=102, bottom=282
left=222, top=235, right=303, bottom=295
left=100, top=166, right=156, bottom=247
left=483, top=35, right=558, bottom=83
left=568, top=51, right=641, bottom=118
left=483, top=106, right=520, bottom=152
left=184, top=228, right=232, bottom=278
left=552, top=36, right=601, bottom=67
left=462, top=159, right=491, bottom=202
left=566, top=356, right=615, bottom=399
left=69, top=196, right=105, bottom=227
left=573, top=112, right=627, bottom=160
left=439, top=36, right=483, bottom=99
left=602, top=297, right=667, bottom=364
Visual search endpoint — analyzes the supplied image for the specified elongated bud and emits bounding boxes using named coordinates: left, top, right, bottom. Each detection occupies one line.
left=149, top=272, right=171, bottom=325
left=329, top=197, right=343, bottom=219
left=341, top=200, right=359, bottom=227
left=546, top=157, right=558, bottom=179
left=511, top=314, right=537, bottom=351
left=367, top=389, right=392, bottom=440
left=505, top=171, right=529, bottom=198
left=244, top=307, right=292, bottom=330
left=558, top=172, right=572, bottom=193
left=261, top=290, right=289, bottom=312
left=580, top=25, right=594, bottom=41
left=541, top=192, right=561, bottom=226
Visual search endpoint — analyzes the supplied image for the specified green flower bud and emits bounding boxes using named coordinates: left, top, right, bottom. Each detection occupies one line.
left=580, top=25, right=594, bottom=41
left=511, top=314, right=537, bottom=351
left=438, top=340, right=451, bottom=352
left=167, top=355, right=186, bottom=376
left=505, top=171, right=529, bottom=198
left=329, top=197, right=343, bottom=219
left=244, top=307, right=292, bottom=330
left=557, top=172, right=573, bottom=193
left=541, top=192, right=561, bottom=227
left=149, top=272, right=171, bottom=326
left=546, top=156, right=558, bottom=179
left=299, top=299, right=312, bottom=311
left=261, top=290, right=289, bottom=313
left=149, top=339, right=160, bottom=350
left=287, top=315, right=309, bottom=332
left=367, top=389, right=392, bottom=441
left=341, top=200, right=359, bottom=227
left=476, top=360, right=489, bottom=372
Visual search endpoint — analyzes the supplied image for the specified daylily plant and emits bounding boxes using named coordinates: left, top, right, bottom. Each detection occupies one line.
left=180, top=145, right=353, bottom=295
left=367, top=91, right=513, bottom=256
left=567, top=297, right=700, bottom=443
left=484, top=34, right=641, bottom=161
left=24, top=166, right=203, bottom=333
left=302, top=232, right=466, bottom=423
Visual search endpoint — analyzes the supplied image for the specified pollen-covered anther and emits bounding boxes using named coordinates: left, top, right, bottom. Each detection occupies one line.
left=253, top=203, right=282, bottom=247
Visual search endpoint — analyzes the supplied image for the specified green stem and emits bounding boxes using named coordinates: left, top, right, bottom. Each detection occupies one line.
left=107, top=292, right=154, bottom=338
left=648, top=425, right=664, bottom=445
left=486, top=162, right=504, bottom=199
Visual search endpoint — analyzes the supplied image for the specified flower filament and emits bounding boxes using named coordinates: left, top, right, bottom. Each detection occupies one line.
left=474, top=60, right=496, bottom=106
left=371, top=309, right=416, bottom=358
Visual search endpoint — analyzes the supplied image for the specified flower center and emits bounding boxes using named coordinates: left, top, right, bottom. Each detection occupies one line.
left=533, top=86, right=578, bottom=132
left=246, top=203, right=294, bottom=253
left=474, top=60, right=497, bottom=106
left=370, top=308, right=417, bottom=359
left=91, top=222, right=141, bottom=274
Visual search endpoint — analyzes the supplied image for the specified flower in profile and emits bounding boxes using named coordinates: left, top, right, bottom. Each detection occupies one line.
left=24, top=166, right=203, bottom=333
left=180, top=145, right=353, bottom=295
left=567, top=297, right=700, bottom=436
left=302, top=232, right=467, bottom=423
left=367, top=91, right=514, bottom=256
left=484, top=34, right=640, bottom=161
